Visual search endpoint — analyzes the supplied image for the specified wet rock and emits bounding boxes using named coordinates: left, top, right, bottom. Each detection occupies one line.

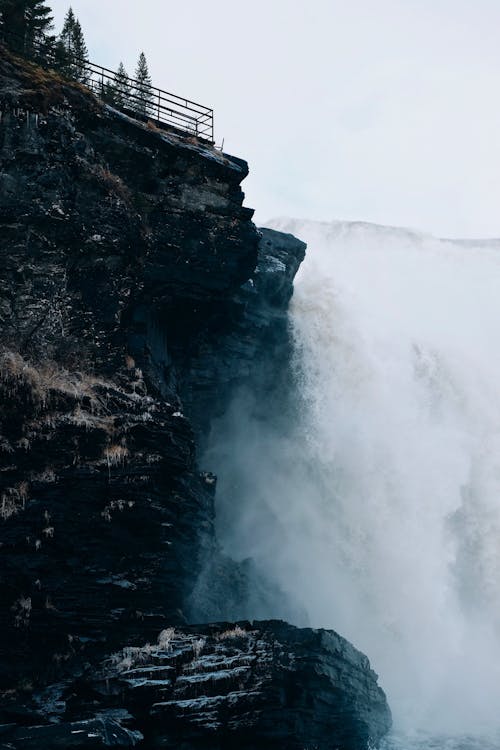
left=178, top=228, right=306, bottom=440
left=0, top=715, right=143, bottom=748
left=45, top=621, right=391, bottom=750
left=0, top=45, right=391, bottom=749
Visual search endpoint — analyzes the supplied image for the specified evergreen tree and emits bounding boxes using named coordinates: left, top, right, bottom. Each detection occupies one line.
left=0, top=0, right=54, bottom=56
left=58, top=6, right=75, bottom=51
left=99, top=80, right=117, bottom=105
left=98, top=63, right=130, bottom=108
left=56, top=6, right=89, bottom=83
left=113, top=62, right=131, bottom=108
left=53, top=35, right=69, bottom=71
left=71, top=18, right=88, bottom=82
left=56, top=6, right=75, bottom=75
left=132, top=51, right=153, bottom=118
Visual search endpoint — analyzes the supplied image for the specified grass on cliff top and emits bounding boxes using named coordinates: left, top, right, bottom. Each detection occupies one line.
left=1, top=44, right=227, bottom=162
left=0, top=43, right=99, bottom=114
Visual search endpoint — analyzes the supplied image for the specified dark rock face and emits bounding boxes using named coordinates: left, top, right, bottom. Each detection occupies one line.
left=179, top=227, right=306, bottom=441
left=0, top=47, right=391, bottom=748
left=0, top=50, right=256, bottom=379
left=183, top=228, right=308, bottom=625
left=0, top=621, right=391, bottom=750
left=0, top=716, right=143, bottom=749
left=0, top=46, right=257, bottom=689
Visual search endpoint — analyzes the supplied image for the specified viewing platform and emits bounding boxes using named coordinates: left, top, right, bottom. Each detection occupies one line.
left=0, top=27, right=214, bottom=143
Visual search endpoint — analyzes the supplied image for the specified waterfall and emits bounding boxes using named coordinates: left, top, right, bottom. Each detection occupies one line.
left=205, top=217, right=500, bottom=744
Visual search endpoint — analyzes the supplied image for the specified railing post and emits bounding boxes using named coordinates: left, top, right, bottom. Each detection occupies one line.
left=158, top=90, right=161, bottom=122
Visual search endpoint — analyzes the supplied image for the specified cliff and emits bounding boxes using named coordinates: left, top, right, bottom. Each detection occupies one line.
left=0, top=46, right=391, bottom=748
left=0, top=621, right=390, bottom=750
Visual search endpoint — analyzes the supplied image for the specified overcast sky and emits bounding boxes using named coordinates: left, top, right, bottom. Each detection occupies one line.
left=50, top=0, right=500, bottom=238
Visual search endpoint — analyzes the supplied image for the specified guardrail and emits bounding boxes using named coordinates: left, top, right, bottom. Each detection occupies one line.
left=0, top=27, right=214, bottom=142
left=82, top=59, right=213, bottom=141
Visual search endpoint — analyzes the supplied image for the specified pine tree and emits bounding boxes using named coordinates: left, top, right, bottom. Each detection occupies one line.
left=71, top=18, right=88, bottom=83
left=25, top=0, right=51, bottom=40
left=100, top=63, right=130, bottom=107
left=56, top=7, right=88, bottom=83
left=132, top=52, right=153, bottom=119
left=113, top=62, right=131, bottom=108
left=56, top=6, right=75, bottom=75
left=58, top=5, right=74, bottom=46
left=0, top=0, right=54, bottom=56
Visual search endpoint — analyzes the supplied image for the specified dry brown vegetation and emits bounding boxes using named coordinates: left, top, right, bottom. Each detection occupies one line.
left=108, top=628, right=178, bottom=672
left=0, top=43, right=99, bottom=114
left=1, top=482, right=30, bottom=521
left=146, top=119, right=164, bottom=134
left=89, top=164, right=132, bottom=203
left=0, top=349, right=108, bottom=411
left=215, top=625, right=248, bottom=641
left=103, top=443, right=129, bottom=466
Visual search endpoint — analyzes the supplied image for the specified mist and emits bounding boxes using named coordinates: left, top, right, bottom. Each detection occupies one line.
left=203, top=218, right=500, bottom=744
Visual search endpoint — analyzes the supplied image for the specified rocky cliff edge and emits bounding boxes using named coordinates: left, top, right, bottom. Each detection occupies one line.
left=0, top=45, right=391, bottom=749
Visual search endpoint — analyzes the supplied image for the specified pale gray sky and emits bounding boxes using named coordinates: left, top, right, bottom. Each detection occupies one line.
left=50, top=0, right=500, bottom=237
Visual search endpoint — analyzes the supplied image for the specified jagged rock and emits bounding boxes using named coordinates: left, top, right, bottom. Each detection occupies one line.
left=137, top=620, right=391, bottom=750
left=0, top=45, right=258, bottom=691
left=178, top=227, right=306, bottom=440
left=0, top=715, right=143, bottom=748
left=181, top=228, right=307, bottom=624
left=0, top=45, right=391, bottom=748
left=15, top=621, right=390, bottom=750
left=0, top=47, right=258, bottom=378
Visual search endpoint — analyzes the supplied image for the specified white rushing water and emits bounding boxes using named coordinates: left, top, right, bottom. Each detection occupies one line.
left=205, top=218, right=500, bottom=747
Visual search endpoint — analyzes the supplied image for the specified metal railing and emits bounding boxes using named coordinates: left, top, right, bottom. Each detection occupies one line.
left=0, top=27, right=214, bottom=143
left=82, top=59, right=213, bottom=141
